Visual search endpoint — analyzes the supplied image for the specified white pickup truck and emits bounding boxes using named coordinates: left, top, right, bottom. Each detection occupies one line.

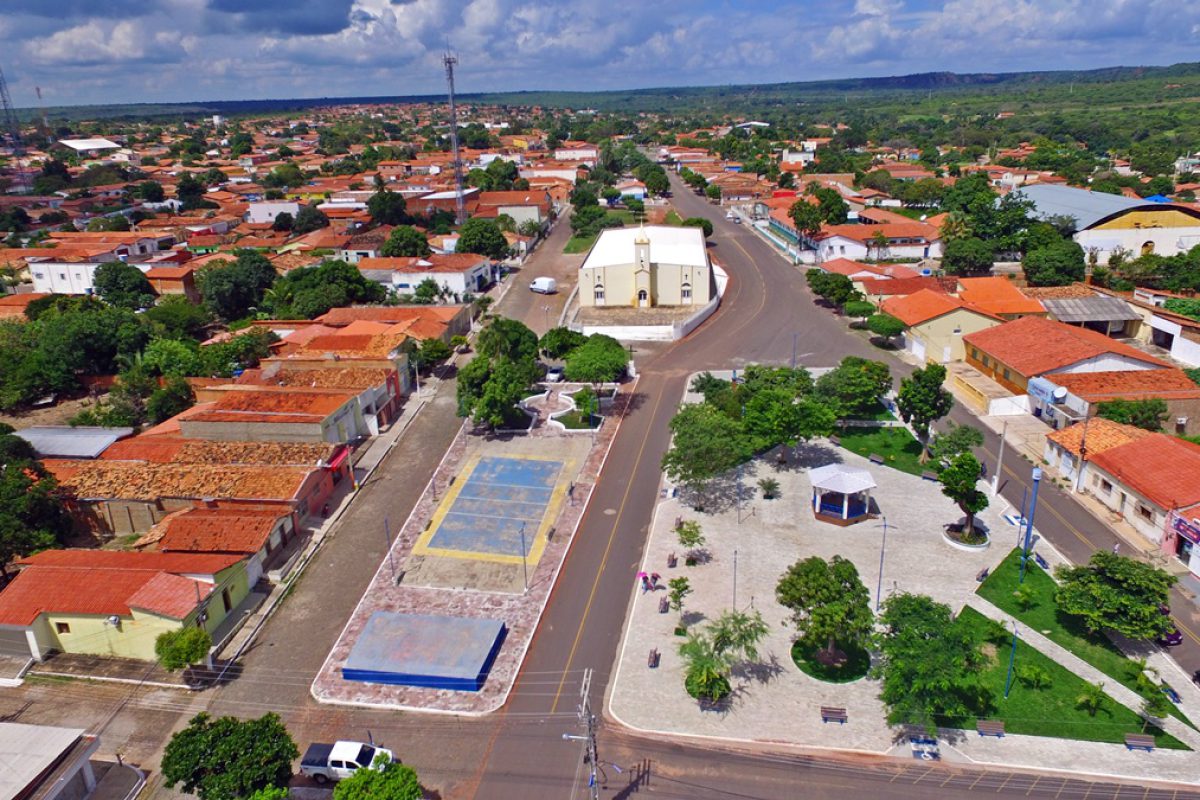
left=300, top=740, right=394, bottom=784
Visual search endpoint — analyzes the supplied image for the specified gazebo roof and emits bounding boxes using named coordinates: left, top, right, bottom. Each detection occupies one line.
left=809, top=463, right=877, bottom=494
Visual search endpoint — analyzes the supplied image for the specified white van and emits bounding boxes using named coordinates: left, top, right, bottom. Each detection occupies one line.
left=530, top=277, right=557, bottom=294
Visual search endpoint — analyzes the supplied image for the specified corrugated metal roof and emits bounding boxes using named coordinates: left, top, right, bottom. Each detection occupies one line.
left=16, top=426, right=134, bottom=459
left=1020, top=184, right=1145, bottom=230
left=1041, top=295, right=1141, bottom=323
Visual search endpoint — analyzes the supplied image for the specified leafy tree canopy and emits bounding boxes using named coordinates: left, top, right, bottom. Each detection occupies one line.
left=814, top=356, right=892, bottom=418
left=155, top=627, right=212, bottom=671
left=161, top=712, right=298, bottom=800
left=661, top=402, right=752, bottom=489
left=93, top=260, right=156, bottom=310
left=539, top=326, right=588, bottom=359
left=381, top=225, right=431, bottom=258
left=776, top=555, right=874, bottom=656
left=1055, top=551, right=1176, bottom=639
left=1096, top=398, right=1168, bottom=431
left=457, top=218, right=509, bottom=260
left=367, top=190, right=411, bottom=226
left=332, top=758, right=422, bottom=800
left=896, top=362, right=953, bottom=443
left=563, top=334, right=626, bottom=384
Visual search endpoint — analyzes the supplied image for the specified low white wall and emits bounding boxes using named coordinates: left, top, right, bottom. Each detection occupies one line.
left=578, top=265, right=728, bottom=342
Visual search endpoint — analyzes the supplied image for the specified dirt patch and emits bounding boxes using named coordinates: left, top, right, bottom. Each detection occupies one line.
left=981, top=642, right=998, bottom=662
left=0, top=394, right=102, bottom=430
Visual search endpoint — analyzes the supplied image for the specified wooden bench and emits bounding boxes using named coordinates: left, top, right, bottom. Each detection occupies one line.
left=658, top=597, right=670, bottom=614
left=1033, top=552, right=1049, bottom=570
left=977, top=720, right=1005, bottom=738
left=820, top=706, right=848, bottom=724
left=829, top=435, right=841, bottom=447
left=976, top=567, right=990, bottom=582
left=921, top=470, right=939, bottom=482
left=667, top=552, right=678, bottom=568
left=869, top=453, right=885, bottom=465
left=1125, top=733, right=1155, bottom=752
left=647, top=648, right=660, bottom=669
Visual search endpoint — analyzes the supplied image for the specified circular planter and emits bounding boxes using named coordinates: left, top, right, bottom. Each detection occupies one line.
left=791, top=640, right=871, bottom=684
left=941, top=525, right=991, bottom=551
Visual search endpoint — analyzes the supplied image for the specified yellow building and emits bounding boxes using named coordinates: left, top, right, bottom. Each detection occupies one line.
left=579, top=224, right=714, bottom=308
left=0, top=550, right=250, bottom=663
left=881, top=288, right=1002, bottom=363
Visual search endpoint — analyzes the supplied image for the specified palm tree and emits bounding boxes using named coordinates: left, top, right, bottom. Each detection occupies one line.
left=679, top=633, right=731, bottom=702
left=708, top=609, right=770, bottom=663
left=1076, top=681, right=1107, bottom=717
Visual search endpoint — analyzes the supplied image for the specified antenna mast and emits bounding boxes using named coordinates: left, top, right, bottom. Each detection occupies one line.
left=0, top=65, right=29, bottom=193
left=443, top=50, right=466, bottom=225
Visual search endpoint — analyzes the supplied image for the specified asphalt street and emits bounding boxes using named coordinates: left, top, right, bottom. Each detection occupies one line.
left=200, top=176, right=1200, bottom=800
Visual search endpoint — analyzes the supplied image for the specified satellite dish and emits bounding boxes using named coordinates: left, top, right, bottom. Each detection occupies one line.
left=1052, top=387, right=1068, bottom=402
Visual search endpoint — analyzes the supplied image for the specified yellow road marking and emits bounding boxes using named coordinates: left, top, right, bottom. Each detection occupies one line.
left=550, top=382, right=669, bottom=713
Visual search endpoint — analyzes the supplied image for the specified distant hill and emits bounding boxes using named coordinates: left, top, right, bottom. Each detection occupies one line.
left=16, top=61, right=1200, bottom=122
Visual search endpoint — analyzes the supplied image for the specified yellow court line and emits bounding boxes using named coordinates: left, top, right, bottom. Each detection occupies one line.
left=412, top=453, right=574, bottom=567
left=550, top=384, right=668, bottom=713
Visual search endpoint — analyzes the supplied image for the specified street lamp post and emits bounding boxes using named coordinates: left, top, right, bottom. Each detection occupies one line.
left=991, top=419, right=1007, bottom=496
left=1004, top=620, right=1020, bottom=699
left=1019, top=468, right=1043, bottom=584
left=875, top=515, right=889, bottom=611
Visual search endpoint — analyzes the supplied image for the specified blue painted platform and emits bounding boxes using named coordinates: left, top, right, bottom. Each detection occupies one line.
left=429, top=456, right=563, bottom=557
left=341, top=612, right=507, bottom=691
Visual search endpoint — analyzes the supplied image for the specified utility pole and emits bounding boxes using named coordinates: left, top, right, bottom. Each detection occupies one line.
left=562, top=669, right=599, bottom=800
left=443, top=51, right=466, bottom=226
left=0, top=65, right=29, bottom=193
left=990, top=419, right=1007, bottom=496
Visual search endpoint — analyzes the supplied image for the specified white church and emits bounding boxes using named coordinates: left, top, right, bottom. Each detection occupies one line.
left=578, top=224, right=715, bottom=309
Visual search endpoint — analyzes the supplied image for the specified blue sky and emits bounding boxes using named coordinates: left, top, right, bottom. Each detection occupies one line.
left=2, top=0, right=1199, bottom=107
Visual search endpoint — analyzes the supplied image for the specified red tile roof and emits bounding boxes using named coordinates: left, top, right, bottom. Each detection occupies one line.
left=816, top=222, right=941, bottom=244
left=881, top=289, right=998, bottom=326
left=1046, top=417, right=1153, bottom=458
left=159, top=507, right=284, bottom=555
left=0, top=550, right=242, bottom=625
left=1089, top=434, right=1200, bottom=510
left=963, top=316, right=1169, bottom=377
left=957, top=277, right=1045, bottom=316
left=1048, top=369, right=1200, bottom=402
left=858, top=276, right=946, bottom=297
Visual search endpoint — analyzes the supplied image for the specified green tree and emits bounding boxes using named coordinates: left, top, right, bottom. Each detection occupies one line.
left=538, top=327, right=587, bottom=359
left=135, top=180, right=165, bottom=203
left=941, top=237, right=994, bottom=275
left=668, top=576, right=692, bottom=614
left=154, top=627, right=212, bottom=671
left=896, top=363, right=953, bottom=448
left=271, top=212, right=293, bottom=232
left=679, top=631, right=732, bottom=702
left=805, top=269, right=858, bottom=307
left=843, top=300, right=876, bottom=324
left=563, top=334, right=626, bottom=384
left=471, top=358, right=533, bottom=428
left=333, top=758, right=422, bottom=800
left=292, top=205, right=329, bottom=235
left=743, top=390, right=835, bottom=455
left=93, top=261, right=155, bottom=310
left=938, top=453, right=989, bottom=537
left=367, top=190, right=410, bottom=225
left=1054, top=551, right=1176, bottom=639
left=814, top=187, right=849, bottom=224
left=196, top=251, right=277, bottom=321
left=705, top=183, right=722, bottom=201
left=456, top=218, right=509, bottom=260
left=707, top=608, right=770, bottom=663
left=0, top=429, right=70, bottom=580
left=789, top=200, right=823, bottom=240
left=1023, top=240, right=1086, bottom=286
left=1096, top=398, right=1168, bottom=432
left=676, top=520, right=706, bottom=560
left=477, top=317, right=539, bottom=363
left=876, top=593, right=983, bottom=731
left=682, top=217, right=714, bottom=238
left=814, top=356, right=892, bottom=418
left=1017, top=664, right=1052, bottom=690
left=776, top=555, right=873, bottom=661
left=928, top=423, right=984, bottom=467
left=414, top=337, right=452, bottom=368
left=867, top=313, right=905, bottom=343
left=380, top=225, right=431, bottom=257
left=146, top=376, right=196, bottom=424
left=262, top=259, right=384, bottom=319
left=161, top=712, right=298, bottom=800
left=661, top=403, right=752, bottom=491
left=1076, top=681, right=1107, bottom=717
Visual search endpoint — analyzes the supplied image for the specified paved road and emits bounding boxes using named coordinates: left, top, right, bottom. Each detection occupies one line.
left=198, top=175, right=1200, bottom=800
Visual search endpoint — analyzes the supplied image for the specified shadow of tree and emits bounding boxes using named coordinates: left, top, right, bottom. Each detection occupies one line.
left=733, top=653, right=786, bottom=686
left=680, top=610, right=707, bottom=628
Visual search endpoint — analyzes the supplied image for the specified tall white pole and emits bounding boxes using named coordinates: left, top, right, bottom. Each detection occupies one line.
left=991, top=419, right=1007, bottom=496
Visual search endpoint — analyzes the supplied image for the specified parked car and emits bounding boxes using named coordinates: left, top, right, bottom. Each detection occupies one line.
left=300, top=741, right=395, bottom=784
left=530, top=277, right=557, bottom=294
left=1157, top=604, right=1183, bottom=647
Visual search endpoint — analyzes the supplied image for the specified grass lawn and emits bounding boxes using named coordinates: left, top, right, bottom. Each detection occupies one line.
left=563, top=234, right=598, bottom=254
left=977, top=548, right=1194, bottom=728
left=791, top=639, right=871, bottom=683
left=664, top=210, right=684, bottom=226
left=555, top=410, right=599, bottom=429
left=607, top=209, right=637, bottom=224
left=834, top=426, right=925, bottom=476
left=952, top=608, right=1186, bottom=748
left=844, top=400, right=895, bottom=422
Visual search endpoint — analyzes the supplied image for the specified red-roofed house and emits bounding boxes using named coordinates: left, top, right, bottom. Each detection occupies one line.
left=964, top=315, right=1170, bottom=396
left=356, top=254, right=493, bottom=296
left=0, top=550, right=250, bottom=662
left=815, top=222, right=942, bottom=261
left=1083, top=435, right=1200, bottom=566
left=956, top=277, right=1046, bottom=319
left=881, top=289, right=1001, bottom=363
left=1038, top=368, right=1200, bottom=436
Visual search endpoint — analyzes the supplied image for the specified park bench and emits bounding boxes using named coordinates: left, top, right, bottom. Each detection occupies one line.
left=658, top=597, right=670, bottom=614
left=869, top=453, right=885, bottom=465
left=667, top=552, right=678, bottom=568
left=1033, top=552, right=1050, bottom=570
left=976, top=720, right=1005, bottom=738
left=976, top=567, right=990, bottom=582
left=829, top=435, right=841, bottom=447
left=921, top=470, right=939, bottom=482
left=1125, top=733, right=1155, bottom=752
left=1162, top=684, right=1182, bottom=704
left=647, top=648, right=660, bottom=669
left=820, top=706, right=848, bottom=724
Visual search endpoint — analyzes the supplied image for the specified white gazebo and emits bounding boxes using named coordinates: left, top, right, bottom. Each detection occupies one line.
left=810, top=463, right=877, bottom=525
